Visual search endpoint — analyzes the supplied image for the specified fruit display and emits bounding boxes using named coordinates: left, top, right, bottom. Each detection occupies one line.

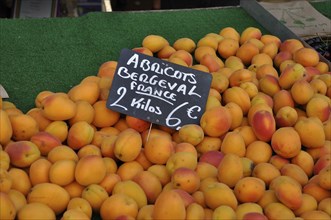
left=0, top=25, right=331, bottom=220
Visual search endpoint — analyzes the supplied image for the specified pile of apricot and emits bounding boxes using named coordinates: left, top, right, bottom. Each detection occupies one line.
left=0, top=26, right=330, bottom=220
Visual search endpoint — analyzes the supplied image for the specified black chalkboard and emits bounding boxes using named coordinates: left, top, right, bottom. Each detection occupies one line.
left=107, top=48, right=212, bottom=130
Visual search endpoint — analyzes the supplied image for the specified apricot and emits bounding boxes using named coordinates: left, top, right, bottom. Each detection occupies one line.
left=305, top=96, right=331, bottom=122
left=293, top=47, right=320, bottom=67
left=200, top=106, right=231, bottom=137
left=29, top=158, right=52, bottom=186
left=5, top=141, right=41, bottom=168
left=81, top=183, right=108, bottom=212
left=74, top=155, right=107, bottom=186
left=235, top=42, right=260, bottom=66
left=245, top=140, right=273, bottom=164
left=219, top=27, right=240, bottom=42
left=278, top=63, right=306, bottom=89
left=264, top=202, right=295, bottom=220
left=178, top=124, right=204, bottom=146
left=113, top=128, right=142, bottom=162
left=252, top=162, right=281, bottom=186
left=49, top=159, right=76, bottom=186
left=310, top=78, right=328, bottom=94
left=275, top=106, right=298, bottom=128
left=261, top=42, right=278, bottom=59
left=100, top=194, right=138, bottom=219
left=221, top=131, right=246, bottom=157
left=44, top=120, right=68, bottom=143
left=92, top=100, right=120, bottom=128
left=144, top=135, right=174, bottom=165
left=315, top=61, right=330, bottom=73
left=270, top=176, right=303, bottom=210
left=212, top=205, right=237, bottom=220
left=250, top=110, right=276, bottom=142
left=171, top=167, right=200, bottom=194
left=9, top=113, right=39, bottom=141
left=67, top=121, right=95, bottom=150
left=294, top=117, right=325, bottom=149
left=202, top=181, right=238, bottom=210
left=152, top=189, right=186, bottom=219
left=47, top=145, right=78, bottom=163
left=41, top=93, right=77, bottom=121
left=234, top=177, right=265, bottom=203
left=271, top=127, right=301, bottom=158
left=17, top=202, right=56, bottom=220
left=8, top=168, right=31, bottom=196
left=27, top=182, right=70, bottom=215
left=142, top=34, right=169, bottom=53
left=217, top=38, right=239, bottom=59
left=217, top=153, right=243, bottom=188
left=224, top=55, right=245, bottom=71
left=259, top=75, right=281, bottom=97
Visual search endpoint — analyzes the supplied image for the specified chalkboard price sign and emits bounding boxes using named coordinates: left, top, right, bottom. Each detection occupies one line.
left=107, top=48, right=212, bottom=130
